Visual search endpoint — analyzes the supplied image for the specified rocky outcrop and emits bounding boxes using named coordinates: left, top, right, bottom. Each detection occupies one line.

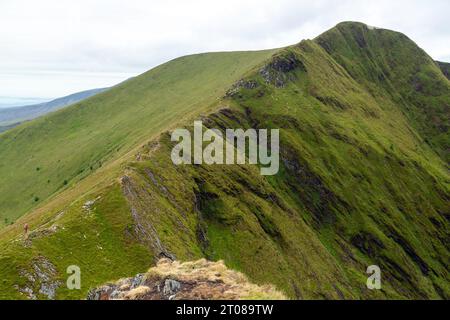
left=87, top=258, right=286, bottom=300
left=260, top=52, right=306, bottom=87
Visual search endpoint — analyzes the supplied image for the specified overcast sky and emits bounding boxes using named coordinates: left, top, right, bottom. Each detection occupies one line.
left=0, top=0, right=449, bottom=105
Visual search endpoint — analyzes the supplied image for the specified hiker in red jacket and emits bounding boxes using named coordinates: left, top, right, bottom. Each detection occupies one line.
left=24, top=223, right=29, bottom=238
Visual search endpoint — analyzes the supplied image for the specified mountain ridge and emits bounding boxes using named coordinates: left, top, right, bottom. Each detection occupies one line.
left=0, top=22, right=448, bottom=300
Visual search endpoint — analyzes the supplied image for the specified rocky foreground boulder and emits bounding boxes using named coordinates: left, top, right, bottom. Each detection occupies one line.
left=87, top=258, right=286, bottom=300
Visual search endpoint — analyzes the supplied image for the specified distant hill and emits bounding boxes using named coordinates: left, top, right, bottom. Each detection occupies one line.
left=0, top=88, right=108, bottom=132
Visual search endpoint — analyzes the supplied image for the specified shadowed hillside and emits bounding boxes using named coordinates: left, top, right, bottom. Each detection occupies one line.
left=438, top=61, right=450, bottom=80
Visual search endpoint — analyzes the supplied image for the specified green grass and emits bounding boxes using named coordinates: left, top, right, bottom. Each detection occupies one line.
left=0, top=184, right=153, bottom=299
left=0, top=22, right=448, bottom=300
left=0, top=49, right=278, bottom=226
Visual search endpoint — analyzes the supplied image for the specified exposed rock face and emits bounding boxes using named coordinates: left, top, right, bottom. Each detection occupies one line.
left=225, top=79, right=259, bottom=98
left=15, top=256, right=61, bottom=300
left=87, top=258, right=286, bottom=300
left=82, top=196, right=101, bottom=212
left=260, top=52, right=305, bottom=87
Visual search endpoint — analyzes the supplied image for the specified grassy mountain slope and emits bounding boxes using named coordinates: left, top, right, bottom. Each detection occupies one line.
left=0, top=50, right=278, bottom=226
left=0, top=22, right=448, bottom=300
left=0, top=88, right=108, bottom=133
left=316, top=22, right=449, bottom=162
left=0, top=123, right=18, bottom=134
left=88, top=258, right=287, bottom=300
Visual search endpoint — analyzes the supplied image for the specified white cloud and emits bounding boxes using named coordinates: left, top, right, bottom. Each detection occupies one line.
left=0, top=0, right=448, bottom=99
